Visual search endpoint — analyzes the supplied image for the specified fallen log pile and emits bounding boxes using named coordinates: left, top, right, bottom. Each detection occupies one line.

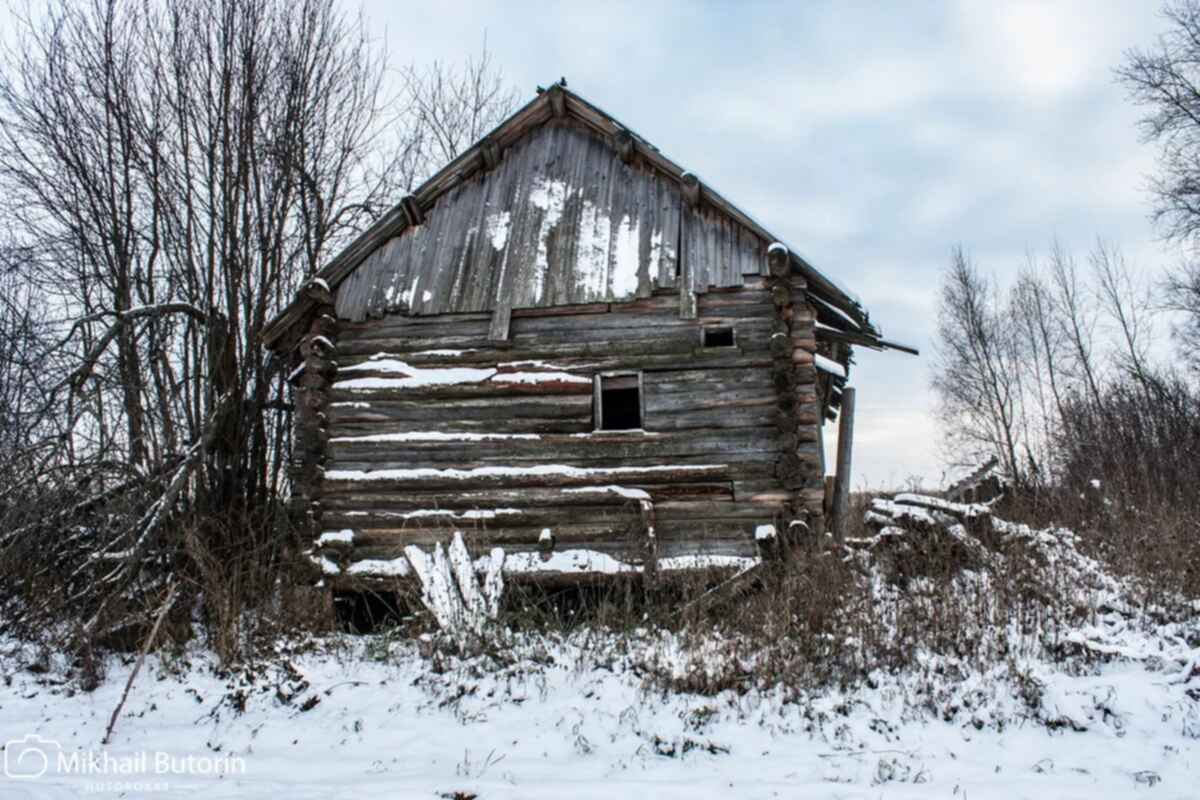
left=843, top=492, right=1063, bottom=587
left=843, top=490, right=1200, bottom=684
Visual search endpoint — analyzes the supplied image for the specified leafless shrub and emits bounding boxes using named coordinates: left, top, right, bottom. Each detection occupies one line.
left=933, top=237, right=1200, bottom=600
left=0, top=0, right=514, bottom=665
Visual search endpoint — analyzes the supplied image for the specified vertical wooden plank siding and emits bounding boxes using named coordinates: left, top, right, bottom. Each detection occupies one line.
left=333, top=121, right=764, bottom=326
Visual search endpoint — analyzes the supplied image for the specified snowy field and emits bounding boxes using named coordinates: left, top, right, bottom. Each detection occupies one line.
left=4, top=497, right=1199, bottom=799
left=2, top=626, right=1197, bottom=800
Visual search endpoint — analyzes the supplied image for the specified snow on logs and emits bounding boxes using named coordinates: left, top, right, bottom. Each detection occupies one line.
left=330, top=356, right=593, bottom=396
left=853, top=493, right=1003, bottom=581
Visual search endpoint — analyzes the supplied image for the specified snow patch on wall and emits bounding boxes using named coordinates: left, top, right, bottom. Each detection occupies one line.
left=486, top=210, right=511, bottom=251
left=610, top=213, right=641, bottom=298
left=569, top=429, right=660, bottom=438
left=397, top=508, right=521, bottom=521
left=500, top=359, right=572, bottom=370
left=576, top=199, right=612, bottom=299
left=658, top=555, right=759, bottom=572
left=470, top=549, right=757, bottom=576
left=330, top=431, right=542, bottom=443
left=335, top=356, right=587, bottom=391
left=308, top=553, right=341, bottom=575
left=317, top=529, right=355, bottom=546
left=647, top=230, right=666, bottom=280
left=410, top=349, right=475, bottom=357
left=491, top=371, right=590, bottom=385
left=562, top=485, right=652, bottom=500
left=754, top=524, right=777, bottom=541
left=529, top=176, right=568, bottom=221
left=325, top=464, right=727, bottom=482
left=529, top=177, right=569, bottom=303
left=814, top=353, right=847, bottom=379
left=498, top=549, right=637, bottom=575
left=347, top=557, right=410, bottom=577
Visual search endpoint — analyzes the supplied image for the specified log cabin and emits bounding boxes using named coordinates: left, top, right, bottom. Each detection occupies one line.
left=262, top=82, right=915, bottom=590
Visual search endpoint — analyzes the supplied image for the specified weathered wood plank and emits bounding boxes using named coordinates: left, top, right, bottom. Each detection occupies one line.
left=316, top=281, right=796, bottom=574
left=334, top=122, right=687, bottom=323
left=322, top=463, right=734, bottom=493
left=333, top=329, right=772, bottom=359
left=329, top=428, right=778, bottom=461
left=322, top=504, right=638, bottom=531
left=318, top=483, right=735, bottom=512
left=326, top=416, right=596, bottom=436
left=327, top=455, right=775, bottom=478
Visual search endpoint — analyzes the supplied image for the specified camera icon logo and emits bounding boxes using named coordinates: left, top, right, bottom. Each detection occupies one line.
left=4, top=734, right=60, bottom=779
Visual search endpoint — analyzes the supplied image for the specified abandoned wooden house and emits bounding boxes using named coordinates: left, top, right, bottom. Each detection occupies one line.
left=262, top=83, right=915, bottom=589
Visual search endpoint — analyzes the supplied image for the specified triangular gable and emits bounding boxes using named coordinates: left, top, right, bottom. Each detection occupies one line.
left=336, top=121, right=707, bottom=322
left=262, top=83, right=886, bottom=350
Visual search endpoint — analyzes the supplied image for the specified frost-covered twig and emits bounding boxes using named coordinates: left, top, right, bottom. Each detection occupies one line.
left=405, top=531, right=505, bottom=637
left=0, top=475, right=142, bottom=550
left=101, top=582, right=177, bottom=745
left=73, top=397, right=228, bottom=632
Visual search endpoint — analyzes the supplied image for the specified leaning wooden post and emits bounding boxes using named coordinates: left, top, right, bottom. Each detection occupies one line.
left=831, top=386, right=857, bottom=542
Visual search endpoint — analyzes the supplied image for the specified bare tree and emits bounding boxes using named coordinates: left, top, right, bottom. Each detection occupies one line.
left=933, top=238, right=1198, bottom=520
left=399, top=39, right=520, bottom=187
left=1117, top=1, right=1200, bottom=368
left=0, top=0, right=515, bottom=654
left=1046, top=242, right=1105, bottom=409
left=1010, top=264, right=1067, bottom=480
left=1090, top=240, right=1155, bottom=392
left=932, top=247, right=1024, bottom=483
left=1118, top=1, right=1200, bottom=242
left=1163, top=260, right=1200, bottom=369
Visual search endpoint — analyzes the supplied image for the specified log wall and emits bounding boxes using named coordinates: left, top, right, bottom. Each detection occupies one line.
left=304, top=279, right=826, bottom=586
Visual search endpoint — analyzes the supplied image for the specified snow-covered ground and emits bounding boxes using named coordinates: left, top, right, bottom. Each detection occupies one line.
left=1, top=626, right=1196, bottom=799
left=3, top=496, right=1198, bottom=799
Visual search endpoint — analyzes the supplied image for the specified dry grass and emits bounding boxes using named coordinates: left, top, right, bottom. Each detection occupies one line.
left=4, top=460, right=1196, bottom=699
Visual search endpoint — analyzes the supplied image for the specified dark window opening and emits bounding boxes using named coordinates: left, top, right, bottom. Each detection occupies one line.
left=333, top=590, right=406, bottom=634
left=703, top=326, right=735, bottom=347
left=598, top=375, right=642, bottom=430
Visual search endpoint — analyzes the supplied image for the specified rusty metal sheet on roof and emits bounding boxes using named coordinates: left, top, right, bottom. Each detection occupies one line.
left=335, top=121, right=766, bottom=322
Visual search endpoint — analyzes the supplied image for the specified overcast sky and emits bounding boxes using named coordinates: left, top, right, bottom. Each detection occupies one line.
left=367, top=0, right=1179, bottom=487
left=0, top=1, right=1175, bottom=487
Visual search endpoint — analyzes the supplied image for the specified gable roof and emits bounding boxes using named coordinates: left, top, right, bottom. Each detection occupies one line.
left=262, top=83, right=912, bottom=354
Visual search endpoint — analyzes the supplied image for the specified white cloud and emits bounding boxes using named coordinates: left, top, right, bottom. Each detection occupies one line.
left=950, top=1, right=1153, bottom=102
left=692, top=55, right=947, bottom=139
left=0, top=1, right=1175, bottom=486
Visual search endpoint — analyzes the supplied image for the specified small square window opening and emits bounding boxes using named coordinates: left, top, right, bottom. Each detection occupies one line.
left=703, top=326, right=735, bottom=348
left=597, top=374, right=642, bottom=430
